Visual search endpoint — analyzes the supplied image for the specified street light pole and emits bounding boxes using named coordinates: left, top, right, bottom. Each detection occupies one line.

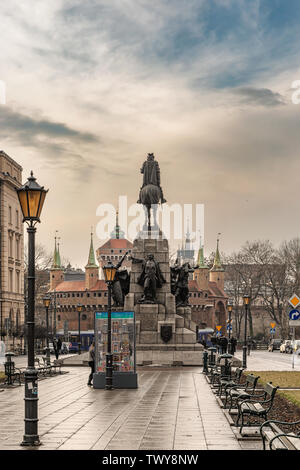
left=227, top=301, right=233, bottom=353
left=102, top=260, right=117, bottom=391
left=106, top=281, right=113, bottom=390
left=243, top=295, right=250, bottom=369
left=77, top=304, right=83, bottom=355
left=43, top=296, right=51, bottom=366
left=17, top=171, right=48, bottom=447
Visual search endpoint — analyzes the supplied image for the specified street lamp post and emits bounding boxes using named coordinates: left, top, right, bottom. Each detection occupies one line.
left=77, top=304, right=83, bottom=355
left=102, top=261, right=117, bottom=390
left=43, top=295, right=51, bottom=366
left=227, top=301, right=233, bottom=353
left=242, top=294, right=250, bottom=369
left=17, top=171, right=48, bottom=447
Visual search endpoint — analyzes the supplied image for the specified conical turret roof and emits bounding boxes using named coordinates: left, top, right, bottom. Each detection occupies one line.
left=52, top=234, right=62, bottom=270
left=86, top=231, right=98, bottom=268
left=210, top=235, right=224, bottom=272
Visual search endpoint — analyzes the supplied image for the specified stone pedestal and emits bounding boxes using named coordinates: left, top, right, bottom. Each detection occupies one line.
left=125, top=233, right=203, bottom=366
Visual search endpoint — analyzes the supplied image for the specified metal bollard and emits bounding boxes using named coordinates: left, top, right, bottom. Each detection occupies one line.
left=202, top=350, right=208, bottom=374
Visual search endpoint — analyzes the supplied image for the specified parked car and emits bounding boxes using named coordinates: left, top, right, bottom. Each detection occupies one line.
left=292, top=339, right=300, bottom=355
left=268, top=339, right=282, bottom=351
left=280, top=340, right=292, bottom=353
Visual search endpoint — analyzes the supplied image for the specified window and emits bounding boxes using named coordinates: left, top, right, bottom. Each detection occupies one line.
left=9, top=234, right=13, bottom=257
left=16, top=271, right=20, bottom=293
left=16, top=210, right=19, bottom=228
left=82, top=314, right=87, bottom=320
left=9, top=206, right=12, bottom=224
left=9, top=269, right=13, bottom=291
left=57, top=315, right=61, bottom=321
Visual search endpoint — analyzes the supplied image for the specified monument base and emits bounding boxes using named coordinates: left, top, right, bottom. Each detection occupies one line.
left=136, top=343, right=203, bottom=366
left=126, top=235, right=203, bottom=367
left=93, top=372, right=138, bottom=389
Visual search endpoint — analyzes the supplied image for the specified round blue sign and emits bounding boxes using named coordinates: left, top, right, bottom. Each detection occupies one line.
left=289, top=309, right=300, bottom=320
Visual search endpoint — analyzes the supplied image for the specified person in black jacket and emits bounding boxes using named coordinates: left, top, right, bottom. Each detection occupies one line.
left=87, top=341, right=95, bottom=386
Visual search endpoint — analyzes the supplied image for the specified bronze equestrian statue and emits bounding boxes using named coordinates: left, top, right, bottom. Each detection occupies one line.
left=137, top=153, right=166, bottom=230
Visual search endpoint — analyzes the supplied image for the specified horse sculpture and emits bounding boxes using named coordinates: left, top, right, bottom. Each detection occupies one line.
left=139, top=184, right=161, bottom=230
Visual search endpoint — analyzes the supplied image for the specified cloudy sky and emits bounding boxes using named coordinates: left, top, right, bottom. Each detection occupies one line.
left=1, top=0, right=300, bottom=267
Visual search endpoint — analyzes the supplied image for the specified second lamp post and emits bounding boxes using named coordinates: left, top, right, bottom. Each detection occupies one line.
left=77, top=304, right=83, bottom=355
left=43, top=295, right=51, bottom=366
left=102, top=260, right=117, bottom=390
left=243, top=294, right=250, bottom=368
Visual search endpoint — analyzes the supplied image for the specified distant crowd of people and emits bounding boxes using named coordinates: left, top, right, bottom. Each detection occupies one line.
left=199, top=334, right=237, bottom=355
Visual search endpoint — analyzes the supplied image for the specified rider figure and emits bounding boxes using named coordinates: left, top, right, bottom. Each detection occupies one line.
left=137, top=153, right=167, bottom=204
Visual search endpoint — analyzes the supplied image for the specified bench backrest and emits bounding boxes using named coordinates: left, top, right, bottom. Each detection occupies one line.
left=245, top=374, right=259, bottom=390
left=234, top=368, right=243, bottom=381
left=264, top=382, right=279, bottom=399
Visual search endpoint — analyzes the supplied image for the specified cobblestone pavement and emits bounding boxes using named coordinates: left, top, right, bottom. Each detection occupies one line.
left=0, top=367, right=261, bottom=451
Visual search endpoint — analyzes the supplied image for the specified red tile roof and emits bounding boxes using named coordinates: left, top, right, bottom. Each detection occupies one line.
left=97, top=239, right=133, bottom=251
left=51, top=280, right=107, bottom=292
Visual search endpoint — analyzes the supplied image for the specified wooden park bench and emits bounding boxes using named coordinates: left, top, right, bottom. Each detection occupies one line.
left=209, top=354, right=233, bottom=386
left=41, top=356, right=61, bottom=375
left=225, top=373, right=260, bottom=411
left=34, top=357, right=49, bottom=377
left=217, top=367, right=244, bottom=397
left=236, top=382, right=279, bottom=435
left=260, top=419, right=300, bottom=450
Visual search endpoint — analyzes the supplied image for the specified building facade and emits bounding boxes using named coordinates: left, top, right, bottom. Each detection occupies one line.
left=189, top=238, right=228, bottom=334
left=0, top=151, right=24, bottom=349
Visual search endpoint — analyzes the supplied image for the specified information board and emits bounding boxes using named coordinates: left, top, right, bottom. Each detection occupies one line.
left=94, top=311, right=136, bottom=374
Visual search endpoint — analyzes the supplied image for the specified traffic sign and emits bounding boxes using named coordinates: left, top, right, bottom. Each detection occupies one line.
left=270, top=328, right=275, bottom=334
left=289, top=309, right=300, bottom=321
left=270, top=322, right=276, bottom=328
left=289, top=320, right=300, bottom=326
left=226, top=325, right=232, bottom=331
left=216, top=332, right=221, bottom=337
left=288, top=294, right=300, bottom=308
left=216, top=325, right=222, bottom=331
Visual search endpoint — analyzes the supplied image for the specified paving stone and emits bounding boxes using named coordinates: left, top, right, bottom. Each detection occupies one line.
left=0, top=366, right=264, bottom=450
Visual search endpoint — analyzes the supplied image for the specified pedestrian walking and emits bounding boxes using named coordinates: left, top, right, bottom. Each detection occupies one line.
left=53, top=337, right=59, bottom=360
left=57, top=337, right=62, bottom=355
left=230, top=337, right=237, bottom=355
left=220, top=336, right=228, bottom=354
left=87, top=340, right=95, bottom=386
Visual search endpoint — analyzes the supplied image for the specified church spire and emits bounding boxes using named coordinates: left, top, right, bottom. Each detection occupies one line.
left=197, top=236, right=209, bottom=268
left=210, top=233, right=224, bottom=272
left=86, top=229, right=98, bottom=268
left=52, top=231, right=61, bottom=269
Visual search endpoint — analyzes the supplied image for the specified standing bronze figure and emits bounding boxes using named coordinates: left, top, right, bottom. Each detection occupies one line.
left=111, top=251, right=130, bottom=307
left=137, top=153, right=166, bottom=229
left=171, top=262, right=198, bottom=307
left=129, top=253, right=166, bottom=303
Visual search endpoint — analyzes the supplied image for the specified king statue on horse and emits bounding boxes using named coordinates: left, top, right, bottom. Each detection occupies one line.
left=137, top=153, right=167, bottom=229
